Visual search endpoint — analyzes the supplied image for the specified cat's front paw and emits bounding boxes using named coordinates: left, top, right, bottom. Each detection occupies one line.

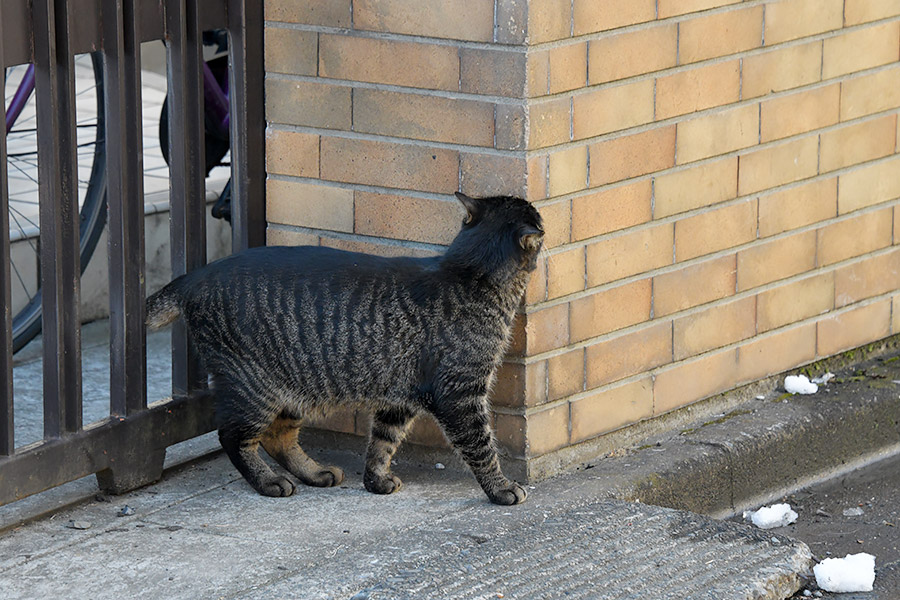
left=487, top=482, right=527, bottom=505
left=256, top=475, right=296, bottom=497
left=364, top=472, right=403, bottom=495
left=308, top=466, right=344, bottom=488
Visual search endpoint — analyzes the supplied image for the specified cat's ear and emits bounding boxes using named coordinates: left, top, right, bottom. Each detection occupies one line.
left=518, top=225, right=544, bottom=252
left=455, top=192, right=483, bottom=225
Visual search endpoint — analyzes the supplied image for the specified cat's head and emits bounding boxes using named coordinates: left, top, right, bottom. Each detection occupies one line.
left=450, top=192, right=545, bottom=273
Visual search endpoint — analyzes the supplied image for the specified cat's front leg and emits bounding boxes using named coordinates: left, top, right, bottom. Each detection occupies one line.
left=432, top=395, right=527, bottom=506
left=364, top=406, right=417, bottom=494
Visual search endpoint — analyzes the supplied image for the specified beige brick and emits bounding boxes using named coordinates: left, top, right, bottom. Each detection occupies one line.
left=528, top=49, right=551, bottom=97
left=526, top=254, right=548, bottom=304
left=675, top=200, right=757, bottom=262
left=538, top=200, right=572, bottom=248
left=673, top=296, right=756, bottom=361
left=736, top=323, right=817, bottom=383
left=653, top=158, right=738, bottom=219
left=817, top=299, right=892, bottom=357
left=548, top=42, right=587, bottom=94
left=494, top=413, right=526, bottom=457
left=757, top=273, right=834, bottom=332
left=573, top=0, right=655, bottom=35
left=548, top=348, right=585, bottom=401
left=572, top=180, right=652, bottom=241
left=311, top=407, right=358, bottom=435
left=653, top=255, right=737, bottom=317
left=266, top=227, right=320, bottom=247
left=839, top=156, right=900, bottom=215
left=461, top=48, right=527, bottom=97
left=820, top=115, right=898, bottom=174
left=742, top=41, right=822, bottom=99
left=586, top=223, right=674, bottom=287
left=737, top=230, right=817, bottom=292
left=569, top=279, right=652, bottom=342
left=318, top=85, right=437, bottom=138
left=835, top=249, right=900, bottom=308
left=354, top=89, right=494, bottom=147
left=764, top=0, right=843, bottom=45
left=657, top=0, right=741, bottom=19
left=353, top=0, right=494, bottom=41
left=496, top=103, right=527, bottom=151
left=547, top=247, right=585, bottom=299
left=528, top=0, right=572, bottom=44
left=738, top=135, right=819, bottom=196
left=653, top=348, right=738, bottom=414
left=588, top=24, right=678, bottom=85
left=845, top=0, right=900, bottom=26
left=760, top=84, right=840, bottom=143
left=497, top=0, right=528, bottom=45
left=655, top=60, right=740, bottom=121
left=266, top=179, right=354, bottom=232
left=509, top=313, right=527, bottom=356
left=589, top=126, right=676, bottom=186
left=460, top=154, right=527, bottom=199
left=526, top=303, right=570, bottom=355
left=758, top=178, right=838, bottom=237
left=266, top=129, right=318, bottom=178
left=548, top=146, right=588, bottom=196
left=894, top=295, right=900, bottom=333
left=265, top=0, right=351, bottom=27
left=265, top=28, right=317, bottom=76
left=841, top=66, right=900, bottom=121
left=528, top=98, right=571, bottom=149
left=817, top=207, right=894, bottom=266
left=318, top=235, right=439, bottom=258
left=491, top=361, right=547, bottom=408
left=585, top=322, right=672, bottom=388
left=527, top=403, right=571, bottom=456
left=405, top=414, right=450, bottom=448
left=571, top=377, right=653, bottom=442
left=320, top=137, right=458, bottom=193
left=823, top=22, right=900, bottom=80
left=678, top=5, right=763, bottom=64
left=573, top=79, right=655, bottom=140
left=354, top=192, right=461, bottom=245
left=676, top=104, right=758, bottom=166
left=265, top=79, right=351, bottom=129
left=527, top=155, right=549, bottom=202
left=318, top=34, right=458, bottom=91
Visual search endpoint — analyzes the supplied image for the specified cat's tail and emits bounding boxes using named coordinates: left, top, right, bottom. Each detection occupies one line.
left=145, top=278, right=185, bottom=330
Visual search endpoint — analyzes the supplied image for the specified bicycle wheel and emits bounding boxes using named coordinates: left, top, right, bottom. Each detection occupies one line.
left=5, top=52, right=107, bottom=353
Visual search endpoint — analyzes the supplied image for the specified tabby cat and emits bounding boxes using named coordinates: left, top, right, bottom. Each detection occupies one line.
left=145, top=192, right=544, bottom=505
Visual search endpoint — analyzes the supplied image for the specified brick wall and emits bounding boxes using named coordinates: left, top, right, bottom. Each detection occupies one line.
left=264, top=0, right=900, bottom=479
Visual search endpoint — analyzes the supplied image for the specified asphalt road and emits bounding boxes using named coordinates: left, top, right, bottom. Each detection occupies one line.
left=742, top=450, right=900, bottom=599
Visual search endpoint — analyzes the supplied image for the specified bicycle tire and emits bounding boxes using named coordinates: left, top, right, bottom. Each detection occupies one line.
left=8, top=52, right=108, bottom=353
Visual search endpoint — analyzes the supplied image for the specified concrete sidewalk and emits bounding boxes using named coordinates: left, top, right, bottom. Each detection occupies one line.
left=4, top=326, right=900, bottom=598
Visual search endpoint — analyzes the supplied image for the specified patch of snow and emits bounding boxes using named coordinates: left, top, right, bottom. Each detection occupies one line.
left=813, top=553, right=876, bottom=593
left=811, top=372, right=835, bottom=385
left=785, top=375, right=818, bottom=395
left=749, top=503, right=798, bottom=529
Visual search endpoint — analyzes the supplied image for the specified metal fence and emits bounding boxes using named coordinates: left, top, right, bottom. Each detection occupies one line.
left=0, top=0, right=265, bottom=505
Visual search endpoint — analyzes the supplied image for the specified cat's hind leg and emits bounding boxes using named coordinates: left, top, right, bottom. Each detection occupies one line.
left=216, top=386, right=296, bottom=497
left=259, top=415, right=344, bottom=488
left=364, top=406, right=417, bottom=495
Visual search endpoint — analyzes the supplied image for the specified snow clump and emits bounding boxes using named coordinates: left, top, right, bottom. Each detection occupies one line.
left=784, top=375, right=818, bottom=395
left=813, top=553, right=876, bottom=593
left=748, top=503, right=798, bottom=529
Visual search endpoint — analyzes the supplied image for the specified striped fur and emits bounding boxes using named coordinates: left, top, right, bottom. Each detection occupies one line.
left=145, top=193, right=543, bottom=505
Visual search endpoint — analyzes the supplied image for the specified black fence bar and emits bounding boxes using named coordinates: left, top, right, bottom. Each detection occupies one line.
left=33, top=0, right=83, bottom=438
left=103, top=0, right=147, bottom=416
left=0, top=18, right=14, bottom=457
left=226, top=0, right=265, bottom=252
left=165, top=0, right=207, bottom=396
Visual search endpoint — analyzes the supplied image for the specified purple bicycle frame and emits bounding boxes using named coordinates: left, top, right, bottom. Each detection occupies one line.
left=5, top=64, right=36, bottom=134
left=5, top=61, right=228, bottom=136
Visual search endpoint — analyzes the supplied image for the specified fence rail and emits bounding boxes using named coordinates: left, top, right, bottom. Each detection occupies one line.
left=0, top=0, right=265, bottom=505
